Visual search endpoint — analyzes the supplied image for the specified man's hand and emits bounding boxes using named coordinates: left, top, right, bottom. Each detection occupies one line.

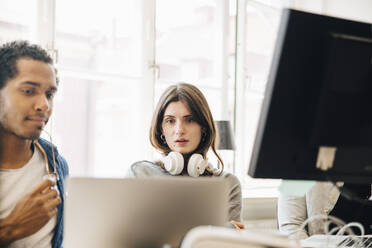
left=0, top=179, right=61, bottom=246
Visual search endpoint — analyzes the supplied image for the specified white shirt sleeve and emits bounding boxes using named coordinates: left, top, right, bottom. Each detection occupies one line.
left=277, top=193, right=309, bottom=240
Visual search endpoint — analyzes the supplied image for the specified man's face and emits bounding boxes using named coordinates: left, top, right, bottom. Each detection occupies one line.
left=0, top=58, right=57, bottom=140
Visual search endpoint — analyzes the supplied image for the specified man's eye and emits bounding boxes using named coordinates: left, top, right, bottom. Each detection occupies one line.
left=46, top=92, right=55, bottom=99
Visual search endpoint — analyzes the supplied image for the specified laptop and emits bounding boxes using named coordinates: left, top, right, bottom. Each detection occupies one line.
left=64, top=177, right=229, bottom=248
left=300, top=234, right=372, bottom=248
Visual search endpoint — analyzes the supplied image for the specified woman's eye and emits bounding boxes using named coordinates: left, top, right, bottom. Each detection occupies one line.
left=166, top=119, right=174, bottom=124
left=22, top=88, right=35, bottom=95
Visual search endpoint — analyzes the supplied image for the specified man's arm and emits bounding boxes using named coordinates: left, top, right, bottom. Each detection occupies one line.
left=277, top=193, right=308, bottom=239
left=0, top=179, right=61, bottom=246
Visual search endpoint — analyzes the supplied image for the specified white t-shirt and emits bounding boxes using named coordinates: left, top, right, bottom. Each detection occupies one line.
left=0, top=148, right=56, bottom=248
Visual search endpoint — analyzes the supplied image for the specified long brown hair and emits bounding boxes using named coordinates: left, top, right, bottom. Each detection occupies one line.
left=149, top=83, right=224, bottom=175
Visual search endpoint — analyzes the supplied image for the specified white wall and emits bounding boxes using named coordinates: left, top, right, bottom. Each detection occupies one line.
left=289, top=0, right=372, bottom=23
left=323, top=0, right=372, bottom=23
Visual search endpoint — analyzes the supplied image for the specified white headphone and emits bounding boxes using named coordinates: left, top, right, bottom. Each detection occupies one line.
left=163, top=152, right=209, bottom=177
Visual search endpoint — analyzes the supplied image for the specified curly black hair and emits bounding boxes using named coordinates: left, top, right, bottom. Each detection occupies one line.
left=0, top=40, right=58, bottom=90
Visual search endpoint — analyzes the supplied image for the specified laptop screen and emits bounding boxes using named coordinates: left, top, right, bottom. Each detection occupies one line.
left=64, top=177, right=228, bottom=248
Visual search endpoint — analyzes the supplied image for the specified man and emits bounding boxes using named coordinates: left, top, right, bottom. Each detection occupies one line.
left=0, top=41, right=69, bottom=248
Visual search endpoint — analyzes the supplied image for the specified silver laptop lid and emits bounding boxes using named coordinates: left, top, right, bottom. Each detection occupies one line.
left=64, top=177, right=228, bottom=248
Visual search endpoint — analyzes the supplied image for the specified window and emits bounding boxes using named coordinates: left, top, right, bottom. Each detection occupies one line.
left=154, top=0, right=236, bottom=171
left=2, top=0, right=351, bottom=197
left=155, top=0, right=233, bottom=117
left=53, top=0, right=153, bottom=177
left=0, top=0, right=34, bottom=42
left=234, top=0, right=283, bottom=197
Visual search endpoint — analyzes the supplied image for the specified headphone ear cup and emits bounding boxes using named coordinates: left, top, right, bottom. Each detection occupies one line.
left=187, top=154, right=207, bottom=178
left=164, top=152, right=184, bottom=175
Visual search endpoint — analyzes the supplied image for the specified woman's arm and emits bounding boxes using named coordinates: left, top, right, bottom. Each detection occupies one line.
left=223, top=173, right=242, bottom=223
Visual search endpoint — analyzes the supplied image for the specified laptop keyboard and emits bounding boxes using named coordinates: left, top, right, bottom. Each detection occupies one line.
left=338, top=236, right=372, bottom=247
left=301, top=235, right=372, bottom=248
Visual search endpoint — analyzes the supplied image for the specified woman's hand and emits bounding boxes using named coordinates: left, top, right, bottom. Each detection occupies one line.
left=231, top=220, right=245, bottom=230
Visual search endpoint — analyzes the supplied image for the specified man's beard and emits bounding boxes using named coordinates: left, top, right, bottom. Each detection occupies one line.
left=0, top=122, right=43, bottom=141
left=0, top=95, right=43, bottom=140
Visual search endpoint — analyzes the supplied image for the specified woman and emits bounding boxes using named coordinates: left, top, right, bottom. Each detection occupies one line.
left=127, top=83, right=242, bottom=225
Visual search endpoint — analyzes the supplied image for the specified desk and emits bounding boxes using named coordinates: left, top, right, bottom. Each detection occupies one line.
left=181, top=226, right=299, bottom=248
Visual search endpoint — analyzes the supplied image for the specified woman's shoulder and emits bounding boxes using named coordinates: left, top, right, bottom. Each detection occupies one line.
left=126, top=160, right=168, bottom=177
left=219, top=171, right=239, bottom=180
left=218, top=171, right=241, bottom=190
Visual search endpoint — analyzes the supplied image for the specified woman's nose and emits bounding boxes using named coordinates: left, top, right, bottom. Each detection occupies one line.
left=175, top=121, right=185, bottom=135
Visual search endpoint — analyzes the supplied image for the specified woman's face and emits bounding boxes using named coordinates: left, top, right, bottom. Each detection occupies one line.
left=161, top=101, right=202, bottom=155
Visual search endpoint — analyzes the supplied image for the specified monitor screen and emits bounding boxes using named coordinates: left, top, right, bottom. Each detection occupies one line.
left=248, top=8, right=372, bottom=183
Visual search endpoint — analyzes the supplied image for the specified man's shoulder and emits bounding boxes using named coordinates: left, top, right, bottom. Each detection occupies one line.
left=37, top=138, right=69, bottom=176
left=37, top=138, right=58, bottom=154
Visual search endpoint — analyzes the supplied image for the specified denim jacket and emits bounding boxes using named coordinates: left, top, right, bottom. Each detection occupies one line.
left=38, top=138, right=69, bottom=248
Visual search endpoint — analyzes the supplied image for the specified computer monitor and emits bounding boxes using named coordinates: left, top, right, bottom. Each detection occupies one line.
left=248, top=8, right=372, bottom=183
